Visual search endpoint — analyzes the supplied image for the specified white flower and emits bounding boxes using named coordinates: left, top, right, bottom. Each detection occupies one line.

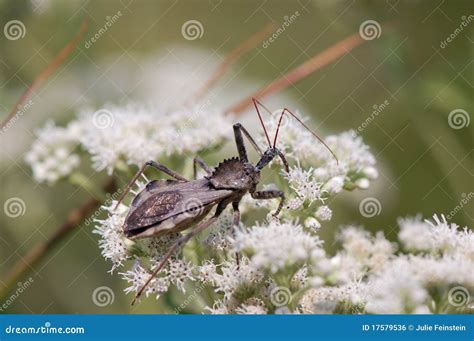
left=398, top=215, right=433, bottom=252
left=235, top=298, right=267, bottom=314
left=285, top=165, right=323, bottom=204
left=206, top=300, right=229, bottom=314
left=365, top=258, right=429, bottom=314
left=24, top=121, right=81, bottom=184
left=209, top=258, right=263, bottom=300
left=166, top=259, right=195, bottom=293
left=300, top=282, right=364, bottom=314
left=304, top=217, right=321, bottom=230
left=315, top=205, right=332, bottom=221
left=233, top=220, right=323, bottom=273
left=337, top=226, right=396, bottom=275
left=399, top=214, right=474, bottom=260
left=203, top=210, right=234, bottom=251
left=27, top=102, right=232, bottom=176
left=120, top=261, right=170, bottom=299
left=323, top=176, right=344, bottom=194
left=92, top=201, right=130, bottom=272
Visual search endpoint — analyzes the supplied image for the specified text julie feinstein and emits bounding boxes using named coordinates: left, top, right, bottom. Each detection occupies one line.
left=416, top=324, right=466, bottom=331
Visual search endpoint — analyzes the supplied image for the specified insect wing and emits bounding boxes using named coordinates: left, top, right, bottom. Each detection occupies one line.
left=123, top=179, right=231, bottom=236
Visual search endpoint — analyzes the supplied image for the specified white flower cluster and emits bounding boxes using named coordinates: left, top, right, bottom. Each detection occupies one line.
left=24, top=121, right=81, bottom=184
left=94, top=202, right=196, bottom=300
left=25, top=103, right=231, bottom=181
left=232, top=220, right=323, bottom=274
left=300, top=215, right=473, bottom=314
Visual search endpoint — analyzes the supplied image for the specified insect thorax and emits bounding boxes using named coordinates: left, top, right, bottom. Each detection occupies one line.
left=207, top=157, right=259, bottom=190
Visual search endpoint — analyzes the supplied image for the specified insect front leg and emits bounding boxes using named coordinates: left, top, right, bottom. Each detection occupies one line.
left=114, top=160, right=188, bottom=209
left=233, top=123, right=263, bottom=162
left=251, top=189, right=285, bottom=217
left=193, top=157, right=213, bottom=179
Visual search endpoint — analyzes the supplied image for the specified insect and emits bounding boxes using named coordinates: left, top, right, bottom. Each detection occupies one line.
left=113, top=98, right=338, bottom=304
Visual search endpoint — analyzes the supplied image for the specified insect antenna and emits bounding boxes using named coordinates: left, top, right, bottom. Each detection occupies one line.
left=252, top=97, right=272, bottom=148
left=273, top=108, right=339, bottom=164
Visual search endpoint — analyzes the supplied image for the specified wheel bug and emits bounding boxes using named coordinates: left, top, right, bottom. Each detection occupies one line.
left=113, top=98, right=338, bottom=304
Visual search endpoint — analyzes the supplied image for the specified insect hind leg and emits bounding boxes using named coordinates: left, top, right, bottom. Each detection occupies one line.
left=193, top=157, right=212, bottom=179
left=131, top=203, right=227, bottom=305
left=114, top=160, right=188, bottom=210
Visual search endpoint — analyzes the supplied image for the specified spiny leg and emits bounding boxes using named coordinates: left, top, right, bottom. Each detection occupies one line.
left=115, top=160, right=188, bottom=210
left=233, top=123, right=263, bottom=163
left=193, top=157, right=213, bottom=179
left=251, top=189, right=285, bottom=217
left=232, top=202, right=241, bottom=269
left=131, top=202, right=227, bottom=305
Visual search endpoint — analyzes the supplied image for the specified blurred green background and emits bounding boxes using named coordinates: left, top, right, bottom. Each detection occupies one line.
left=0, top=0, right=472, bottom=313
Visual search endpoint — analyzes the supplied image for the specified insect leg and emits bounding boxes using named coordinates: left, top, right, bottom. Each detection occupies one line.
left=233, top=123, right=263, bottom=162
left=131, top=202, right=227, bottom=305
left=251, top=190, right=285, bottom=217
left=114, top=160, right=188, bottom=210
left=232, top=202, right=241, bottom=269
left=193, top=157, right=213, bottom=179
